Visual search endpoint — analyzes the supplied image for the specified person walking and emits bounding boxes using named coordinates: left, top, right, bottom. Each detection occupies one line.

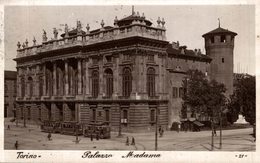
left=126, top=137, right=129, bottom=146
left=47, top=132, right=52, bottom=141
left=14, top=141, right=18, bottom=150
left=213, top=125, right=217, bottom=136
left=131, top=137, right=135, bottom=145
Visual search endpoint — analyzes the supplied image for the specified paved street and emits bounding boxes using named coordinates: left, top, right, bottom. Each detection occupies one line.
left=4, top=120, right=255, bottom=151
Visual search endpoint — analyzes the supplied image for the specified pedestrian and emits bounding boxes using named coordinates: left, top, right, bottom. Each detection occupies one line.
left=7, top=125, right=10, bottom=130
left=131, top=137, right=135, bottom=145
left=213, top=126, right=217, bottom=136
left=161, top=128, right=164, bottom=137
left=90, top=134, right=93, bottom=141
left=159, top=126, right=162, bottom=137
left=126, top=136, right=129, bottom=146
left=47, top=132, right=52, bottom=141
left=177, top=123, right=181, bottom=133
left=14, top=141, right=18, bottom=150
left=96, top=133, right=99, bottom=141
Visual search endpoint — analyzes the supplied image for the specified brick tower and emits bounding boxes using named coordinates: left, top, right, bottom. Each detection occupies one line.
left=202, top=23, right=237, bottom=97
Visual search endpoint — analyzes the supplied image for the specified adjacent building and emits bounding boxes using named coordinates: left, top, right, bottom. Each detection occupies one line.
left=4, top=70, right=17, bottom=118
left=14, top=10, right=236, bottom=131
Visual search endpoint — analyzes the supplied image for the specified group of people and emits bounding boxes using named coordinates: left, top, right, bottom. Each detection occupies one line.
left=126, top=136, right=135, bottom=146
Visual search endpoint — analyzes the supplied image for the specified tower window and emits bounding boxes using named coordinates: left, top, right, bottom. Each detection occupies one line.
left=222, top=58, right=224, bottom=63
left=210, top=37, right=214, bottom=43
left=221, top=35, right=226, bottom=43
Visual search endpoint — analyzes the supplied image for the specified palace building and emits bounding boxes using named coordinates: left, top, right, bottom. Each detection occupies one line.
left=14, top=10, right=236, bottom=132
left=4, top=70, right=17, bottom=118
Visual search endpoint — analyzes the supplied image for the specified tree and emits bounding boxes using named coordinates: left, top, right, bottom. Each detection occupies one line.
left=228, top=74, right=255, bottom=125
left=182, top=70, right=227, bottom=121
left=226, top=95, right=239, bottom=124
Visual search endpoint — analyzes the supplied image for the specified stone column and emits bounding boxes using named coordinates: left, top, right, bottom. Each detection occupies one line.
left=113, top=56, right=119, bottom=98
left=99, top=57, right=104, bottom=97
left=36, top=64, right=40, bottom=96
left=43, top=63, right=46, bottom=96
left=25, top=67, right=29, bottom=97
left=77, top=58, right=82, bottom=95
left=53, top=62, right=57, bottom=96
left=64, top=60, right=69, bottom=96
left=85, top=58, right=90, bottom=95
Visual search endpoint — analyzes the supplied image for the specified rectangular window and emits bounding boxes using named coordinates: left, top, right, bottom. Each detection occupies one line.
left=92, top=108, right=96, bottom=122
left=27, top=107, right=31, bottom=120
left=173, top=87, right=178, bottom=98
left=14, top=81, right=17, bottom=95
left=123, top=54, right=131, bottom=61
left=4, top=83, right=8, bottom=95
left=210, top=37, right=214, bottom=43
left=105, top=56, right=112, bottom=63
left=92, top=58, right=98, bottom=64
left=121, top=109, right=128, bottom=126
left=105, top=109, right=109, bottom=122
left=150, top=109, right=155, bottom=122
left=222, top=58, right=225, bottom=63
left=221, top=35, right=226, bottom=43
left=148, top=55, right=154, bottom=62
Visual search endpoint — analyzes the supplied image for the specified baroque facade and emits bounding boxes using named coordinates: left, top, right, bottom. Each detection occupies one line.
left=14, top=11, right=236, bottom=131
left=4, top=70, right=17, bottom=118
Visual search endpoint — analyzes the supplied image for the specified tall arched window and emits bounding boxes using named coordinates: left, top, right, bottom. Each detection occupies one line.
left=92, top=70, right=99, bottom=98
left=28, top=77, right=33, bottom=97
left=104, top=69, right=113, bottom=97
left=122, top=67, right=132, bottom=97
left=147, top=67, right=156, bottom=97
left=21, top=77, right=25, bottom=97
left=39, top=76, right=43, bottom=96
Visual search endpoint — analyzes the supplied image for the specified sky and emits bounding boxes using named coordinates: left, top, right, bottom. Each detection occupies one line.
left=4, top=5, right=255, bottom=74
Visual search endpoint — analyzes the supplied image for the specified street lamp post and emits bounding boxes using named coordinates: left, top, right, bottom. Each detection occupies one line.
left=211, top=118, right=214, bottom=151
left=219, top=106, right=223, bottom=149
left=155, top=107, right=158, bottom=151
left=211, top=108, right=214, bottom=151
left=118, top=107, right=122, bottom=137
left=23, top=107, right=26, bottom=128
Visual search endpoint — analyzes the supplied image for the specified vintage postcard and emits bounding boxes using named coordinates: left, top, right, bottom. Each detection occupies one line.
left=1, top=0, right=259, bottom=162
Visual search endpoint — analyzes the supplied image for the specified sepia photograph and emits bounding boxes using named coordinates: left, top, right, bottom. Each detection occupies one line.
left=1, top=2, right=258, bottom=162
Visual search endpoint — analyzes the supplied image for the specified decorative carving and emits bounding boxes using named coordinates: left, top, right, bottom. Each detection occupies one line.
left=157, top=17, right=161, bottom=27
left=65, top=24, right=69, bottom=37
left=101, top=19, right=105, bottom=28
left=77, top=20, right=82, bottom=34
left=114, top=16, right=118, bottom=26
left=86, top=23, right=90, bottom=33
left=25, top=39, right=28, bottom=47
left=42, top=30, right=48, bottom=42
left=33, top=37, right=36, bottom=46
left=161, top=18, right=165, bottom=28
left=22, top=42, right=26, bottom=48
left=141, top=13, right=145, bottom=19
left=53, top=28, right=58, bottom=39
left=17, top=41, right=21, bottom=49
